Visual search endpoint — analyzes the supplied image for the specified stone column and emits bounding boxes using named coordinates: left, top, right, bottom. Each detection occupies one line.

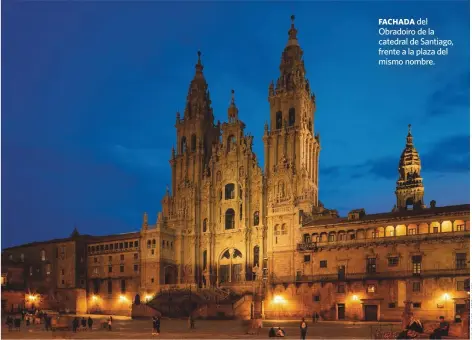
left=402, top=300, right=413, bottom=329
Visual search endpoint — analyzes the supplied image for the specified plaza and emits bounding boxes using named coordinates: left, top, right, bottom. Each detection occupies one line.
left=2, top=316, right=400, bottom=339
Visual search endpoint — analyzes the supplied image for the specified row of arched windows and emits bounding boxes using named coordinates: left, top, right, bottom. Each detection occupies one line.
left=180, top=134, right=198, bottom=154
left=89, top=241, right=139, bottom=253
left=202, top=211, right=259, bottom=232
left=275, top=108, right=296, bottom=129
left=147, top=239, right=174, bottom=249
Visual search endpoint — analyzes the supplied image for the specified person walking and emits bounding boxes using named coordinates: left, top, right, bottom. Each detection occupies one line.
left=87, top=316, right=93, bottom=330
left=81, top=317, right=87, bottom=330
left=300, top=317, right=308, bottom=340
left=155, top=316, right=161, bottom=336
left=72, top=317, right=79, bottom=333
left=151, top=317, right=157, bottom=336
left=107, top=316, right=112, bottom=331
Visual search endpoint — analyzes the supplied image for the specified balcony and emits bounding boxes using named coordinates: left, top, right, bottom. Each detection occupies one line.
left=270, top=267, right=470, bottom=285
left=296, top=231, right=469, bottom=251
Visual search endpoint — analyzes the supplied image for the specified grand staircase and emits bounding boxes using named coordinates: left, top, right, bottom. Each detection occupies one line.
left=146, top=287, right=245, bottom=319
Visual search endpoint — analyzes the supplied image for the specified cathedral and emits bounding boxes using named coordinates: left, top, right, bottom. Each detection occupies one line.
left=2, top=16, right=469, bottom=322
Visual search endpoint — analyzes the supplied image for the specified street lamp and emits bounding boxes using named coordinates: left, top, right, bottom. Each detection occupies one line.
left=442, top=293, right=450, bottom=320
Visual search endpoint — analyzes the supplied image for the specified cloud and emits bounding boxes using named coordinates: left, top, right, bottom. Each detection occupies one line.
left=320, top=134, right=470, bottom=181
left=427, top=72, right=469, bottom=116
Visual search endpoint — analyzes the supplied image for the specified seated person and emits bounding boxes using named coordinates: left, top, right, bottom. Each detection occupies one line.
left=429, top=316, right=449, bottom=339
left=276, top=327, right=286, bottom=337
left=397, top=317, right=423, bottom=339
left=268, top=327, right=276, bottom=337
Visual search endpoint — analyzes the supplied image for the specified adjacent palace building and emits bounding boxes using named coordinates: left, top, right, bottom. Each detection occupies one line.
left=2, top=16, right=469, bottom=321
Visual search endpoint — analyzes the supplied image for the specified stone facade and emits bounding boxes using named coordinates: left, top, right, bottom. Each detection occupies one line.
left=2, top=16, right=469, bottom=320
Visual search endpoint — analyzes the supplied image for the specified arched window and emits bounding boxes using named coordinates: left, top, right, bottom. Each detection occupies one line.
left=181, top=136, right=187, bottom=154
left=152, top=239, right=156, bottom=248
left=281, top=224, right=287, bottom=235
left=225, top=183, right=235, bottom=200
left=147, top=240, right=151, bottom=249
left=203, top=250, right=207, bottom=270
left=288, top=108, right=295, bottom=126
left=254, top=211, right=260, bottom=226
left=225, top=209, right=235, bottom=230
left=162, top=240, right=165, bottom=247
left=219, top=248, right=244, bottom=283
left=303, top=233, right=310, bottom=243
left=227, top=135, right=236, bottom=152
left=253, top=246, right=260, bottom=268
left=191, top=134, right=197, bottom=152
left=40, top=250, right=46, bottom=261
left=240, top=204, right=243, bottom=221
left=203, top=219, right=208, bottom=232
left=277, top=180, right=285, bottom=197
left=276, top=111, right=282, bottom=129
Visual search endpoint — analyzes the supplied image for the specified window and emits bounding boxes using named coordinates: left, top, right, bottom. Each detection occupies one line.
left=40, top=250, right=46, bottom=261
left=225, top=209, right=235, bottom=230
left=433, top=227, right=439, bottom=233
left=253, top=212, right=260, bottom=226
left=304, top=234, right=310, bottom=243
left=20, top=254, right=24, bottom=262
left=276, top=111, right=282, bottom=129
left=350, top=234, right=356, bottom=240
left=328, top=234, right=335, bottom=242
left=115, top=243, right=118, bottom=250
left=320, top=260, right=327, bottom=268
left=203, top=250, right=207, bottom=270
left=412, top=282, right=421, bottom=292
left=240, top=204, right=243, bottom=221
left=46, top=264, right=51, bottom=275
left=281, top=224, right=287, bottom=235
left=94, top=257, right=98, bottom=263
left=457, top=281, right=466, bottom=291
left=62, top=280, right=65, bottom=285
left=134, top=253, right=138, bottom=260
left=162, top=240, right=165, bottom=247
left=225, top=183, right=235, bottom=200
left=203, top=219, right=208, bottom=232
left=408, top=228, right=417, bottom=235
left=388, top=302, right=396, bottom=308
left=124, top=242, right=128, bottom=248
left=388, top=257, right=399, bottom=267
left=274, top=226, right=280, bottom=236
left=100, top=245, right=104, bottom=251
left=367, top=284, right=376, bottom=293
left=227, top=135, right=236, bottom=152
left=151, top=249, right=155, bottom=255
left=170, top=242, right=173, bottom=249
left=367, top=258, right=377, bottom=273
left=456, top=224, right=465, bottom=231
left=456, top=253, right=467, bottom=269
left=413, top=302, right=421, bottom=308
left=109, top=266, right=112, bottom=273
left=119, top=243, right=123, bottom=249
left=61, top=269, right=65, bottom=275
left=337, top=284, right=345, bottom=294
left=120, top=265, right=124, bottom=273
left=151, top=278, right=154, bottom=283
left=93, top=267, right=98, bottom=274
left=108, top=280, right=112, bottom=294
left=109, top=256, right=112, bottom=262
left=412, top=255, right=422, bottom=275
left=8, top=254, right=13, bottom=261
left=181, top=136, right=187, bottom=154
left=147, top=240, right=151, bottom=249
left=304, top=255, right=311, bottom=263
left=253, top=246, right=260, bottom=267
left=152, top=239, right=156, bottom=248
left=120, top=254, right=124, bottom=261
left=288, top=108, right=295, bottom=126
left=134, top=241, right=139, bottom=247
left=313, top=295, right=320, bottom=302
left=191, top=134, right=197, bottom=152
left=372, top=231, right=379, bottom=238
left=110, top=244, right=114, bottom=250
left=134, top=265, right=139, bottom=272
left=121, top=280, right=126, bottom=293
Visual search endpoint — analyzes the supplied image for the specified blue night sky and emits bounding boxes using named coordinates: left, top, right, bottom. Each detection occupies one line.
left=2, top=1, right=469, bottom=248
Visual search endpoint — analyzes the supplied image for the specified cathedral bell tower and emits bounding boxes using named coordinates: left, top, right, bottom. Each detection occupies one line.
left=263, top=15, right=320, bottom=216
left=170, top=51, right=220, bottom=195
left=394, top=124, right=426, bottom=211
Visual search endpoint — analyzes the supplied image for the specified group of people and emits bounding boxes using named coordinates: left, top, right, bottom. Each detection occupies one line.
left=397, top=316, right=450, bottom=339
left=151, top=316, right=161, bottom=335
left=5, top=309, right=54, bottom=332
left=71, top=316, right=94, bottom=332
left=268, top=318, right=309, bottom=339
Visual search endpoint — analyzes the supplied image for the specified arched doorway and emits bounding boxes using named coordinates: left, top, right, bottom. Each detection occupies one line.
left=218, top=248, right=244, bottom=284
left=164, top=265, right=177, bottom=284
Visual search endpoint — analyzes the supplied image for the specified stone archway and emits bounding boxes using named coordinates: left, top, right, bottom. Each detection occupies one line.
left=218, top=248, right=244, bottom=284
left=164, top=265, right=177, bottom=285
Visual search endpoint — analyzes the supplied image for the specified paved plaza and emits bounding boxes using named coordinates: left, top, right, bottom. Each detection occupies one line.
left=2, top=316, right=401, bottom=339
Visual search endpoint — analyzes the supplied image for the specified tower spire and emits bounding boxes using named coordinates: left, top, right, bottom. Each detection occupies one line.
left=227, top=89, right=239, bottom=123
left=184, top=50, right=212, bottom=120
left=395, top=124, right=425, bottom=211
left=287, top=14, right=299, bottom=46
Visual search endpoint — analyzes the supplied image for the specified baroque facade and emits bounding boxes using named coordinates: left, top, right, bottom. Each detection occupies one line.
left=2, top=16, right=469, bottom=320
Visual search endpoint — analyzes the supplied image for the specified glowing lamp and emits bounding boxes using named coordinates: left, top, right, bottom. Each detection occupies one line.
left=28, top=295, right=37, bottom=301
left=92, top=295, right=98, bottom=301
left=273, top=295, right=285, bottom=304
left=145, top=294, right=153, bottom=302
left=352, top=295, right=359, bottom=301
left=443, top=293, right=450, bottom=301
left=119, top=295, right=127, bottom=302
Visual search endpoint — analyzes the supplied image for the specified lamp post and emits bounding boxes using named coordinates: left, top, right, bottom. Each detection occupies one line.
left=443, top=293, right=450, bottom=320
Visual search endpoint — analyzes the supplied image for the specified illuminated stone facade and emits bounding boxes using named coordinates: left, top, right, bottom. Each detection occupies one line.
left=2, top=16, right=469, bottom=320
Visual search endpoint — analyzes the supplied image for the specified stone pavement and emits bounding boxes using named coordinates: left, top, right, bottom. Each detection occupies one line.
left=2, top=317, right=402, bottom=339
